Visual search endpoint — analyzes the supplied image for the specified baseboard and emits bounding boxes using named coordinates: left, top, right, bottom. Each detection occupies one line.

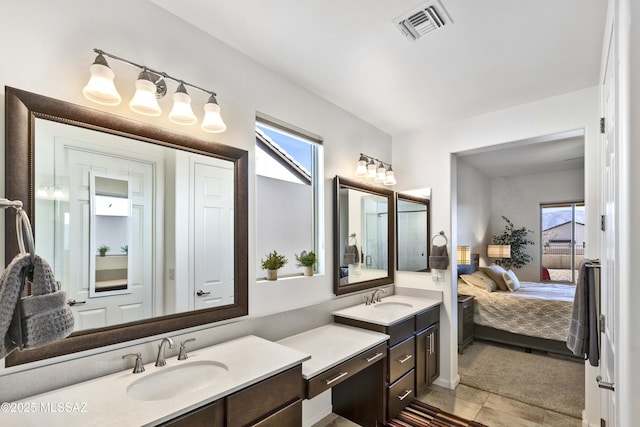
left=582, top=410, right=599, bottom=427
left=302, top=390, right=332, bottom=427
left=433, top=374, right=460, bottom=390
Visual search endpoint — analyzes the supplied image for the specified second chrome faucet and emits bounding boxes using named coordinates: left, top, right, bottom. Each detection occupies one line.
left=155, top=337, right=175, bottom=367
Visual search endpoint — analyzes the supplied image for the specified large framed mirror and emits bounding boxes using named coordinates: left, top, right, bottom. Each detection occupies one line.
left=334, top=176, right=395, bottom=295
left=4, top=87, right=249, bottom=366
left=396, top=193, right=431, bottom=272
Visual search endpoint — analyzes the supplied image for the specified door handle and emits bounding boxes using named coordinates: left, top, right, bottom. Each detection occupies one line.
left=596, top=375, right=615, bottom=391
left=196, top=290, right=211, bottom=296
left=68, top=299, right=86, bottom=306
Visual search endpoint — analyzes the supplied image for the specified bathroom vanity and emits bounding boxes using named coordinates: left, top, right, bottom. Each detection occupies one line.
left=4, top=336, right=309, bottom=426
left=332, top=294, right=441, bottom=422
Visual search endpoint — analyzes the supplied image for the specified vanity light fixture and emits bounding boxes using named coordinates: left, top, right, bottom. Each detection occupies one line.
left=82, top=48, right=227, bottom=133
left=354, top=153, right=396, bottom=185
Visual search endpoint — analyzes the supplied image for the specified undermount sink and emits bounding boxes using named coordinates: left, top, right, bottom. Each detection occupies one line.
left=373, top=301, right=413, bottom=310
left=126, top=360, right=229, bottom=401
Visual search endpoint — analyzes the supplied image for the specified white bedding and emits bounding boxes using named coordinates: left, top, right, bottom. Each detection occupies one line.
left=458, top=280, right=576, bottom=341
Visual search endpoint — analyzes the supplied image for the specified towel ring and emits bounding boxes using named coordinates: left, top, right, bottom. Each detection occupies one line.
left=431, top=231, right=448, bottom=246
left=16, top=208, right=36, bottom=266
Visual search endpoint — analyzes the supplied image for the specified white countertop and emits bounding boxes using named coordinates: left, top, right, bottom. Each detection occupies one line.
left=331, top=294, right=441, bottom=326
left=277, top=324, right=389, bottom=379
left=4, top=335, right=310, bottom=427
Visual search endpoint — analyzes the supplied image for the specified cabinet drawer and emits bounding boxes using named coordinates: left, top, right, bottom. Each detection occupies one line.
left=387, top=317, right=415, bottom=346
left=227, top=365, right=302, bottom=426
left=252, top=399, right=302, bottom=427
left=159, top=398, right=224, bottom=427
left=387, top=370, right=415, bottom=421
left=306, top=343, right=386, bottom=399
left=416, top=305, right=440, bottom=331
left=388, top=336, right=415, bottom=383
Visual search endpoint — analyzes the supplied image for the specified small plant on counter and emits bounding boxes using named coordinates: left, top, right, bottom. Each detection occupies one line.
left=295, top=250, right=317, bottom=277
left=98, top=244, right=110, bottom=256
left=261, top=250, right=288, bottom=280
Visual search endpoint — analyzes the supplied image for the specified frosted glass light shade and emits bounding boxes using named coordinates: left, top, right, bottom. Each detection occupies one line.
left=366, top=160, right=377, bottom=178
left=169, top=90, right=197, bottom=125
left=201, top=100, right=227, bottom=133
left=384, top=168, right=396, bottom=185
left=375, top=163, right=386, bottom=182
left=82, top=63, right=121, bottom=106
left=355, top=154, right=368, bottom=177
left=129, top=77, right=161, bottom=116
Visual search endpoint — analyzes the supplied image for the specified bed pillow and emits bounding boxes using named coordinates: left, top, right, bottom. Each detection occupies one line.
left=502, top=269, right=521, bottom=292
left=460, top=273, right=497, bottom=292
left=472, top=271, right=498, bottom=291
left=480, top=264, right=509, bottom=291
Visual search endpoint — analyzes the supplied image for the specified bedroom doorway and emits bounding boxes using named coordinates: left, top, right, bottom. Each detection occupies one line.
left=540, top=202, right=585, bottom=283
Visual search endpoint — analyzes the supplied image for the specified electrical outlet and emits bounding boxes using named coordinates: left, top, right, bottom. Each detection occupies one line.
left=168, top=268, right=175, bottom=280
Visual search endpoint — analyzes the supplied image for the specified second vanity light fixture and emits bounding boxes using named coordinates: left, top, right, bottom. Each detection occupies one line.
left=354, top=153, right=396, bottom=185
left=82, top=48, right=227, bottom=133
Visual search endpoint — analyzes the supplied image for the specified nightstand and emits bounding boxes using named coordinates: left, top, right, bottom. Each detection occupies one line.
left=457, top=295, right=474, bottom=354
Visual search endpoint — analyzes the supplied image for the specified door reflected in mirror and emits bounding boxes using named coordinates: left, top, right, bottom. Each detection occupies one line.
left=90, top=173, right=131, bottom=297
left=396, top=192, right=431, bottom=272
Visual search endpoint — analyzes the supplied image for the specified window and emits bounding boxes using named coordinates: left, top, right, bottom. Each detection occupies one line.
left=540, top=202, right=585, bottom=283
left=255, top=113, right=323, bottom=279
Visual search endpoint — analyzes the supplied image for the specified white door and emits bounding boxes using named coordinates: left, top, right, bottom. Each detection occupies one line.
left=60, top=145, right=155, bottom=330
left=192, top=160, right=235, bottom=310
left=599, top=21, right=616, bottom=427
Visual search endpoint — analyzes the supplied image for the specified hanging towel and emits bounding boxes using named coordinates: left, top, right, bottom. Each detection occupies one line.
left=567, top=259, right=599, bottom=366
left=343, top=245, right=360, bottom=265
left=429, top=245, right=449, bottom=270
left=0, top=253, right=74, bottom=357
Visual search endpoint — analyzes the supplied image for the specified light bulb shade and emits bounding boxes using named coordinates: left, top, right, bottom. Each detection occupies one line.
left=375, top=163, right=386, bottom=182
left=487, top=244, right=511, bottom=258
left=384, top=168, right=396, bottom=185
left=168, top=84, right=197, bottom=125
left=82, top=55, right=121, bottom=106
left=457, top=246, right=471, bottom=265
left=355, top=154, right=368, bottom=177
left=129, top=72, right=161, bottom=116
left=201, top=96, right=226, bottom=133
left=366, top=159, right=377, bottom=178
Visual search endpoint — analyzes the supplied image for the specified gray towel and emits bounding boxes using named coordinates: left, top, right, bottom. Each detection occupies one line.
left=343, top=245, right=360, bottom=265
left=0, top=253, right=32, bottom=357
left=429, top=245, right=449, bottom=270
left=567, top=259, right=599, bottom=366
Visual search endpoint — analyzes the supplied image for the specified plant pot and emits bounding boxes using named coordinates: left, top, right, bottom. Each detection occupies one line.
left=99, top=253, right=106, bottom=257
left=266, top=269, right=278, bottom=281
left=303, top=265, right=314, bottom=277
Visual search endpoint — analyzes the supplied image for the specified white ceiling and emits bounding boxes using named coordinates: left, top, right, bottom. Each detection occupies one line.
left=150, top=0, right=605, bottom=175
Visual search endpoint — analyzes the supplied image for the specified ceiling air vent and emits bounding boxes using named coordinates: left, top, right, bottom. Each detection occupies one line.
left=393, top=0, right=452, bottom=42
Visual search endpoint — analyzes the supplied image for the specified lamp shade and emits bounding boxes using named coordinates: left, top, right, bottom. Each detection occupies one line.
left=355, top=154, right=368, bottom=177
left=82, top=54, right=121, bottom=106
left=366, top=159, right=377, bottom=178
left=375, top=162, right=386, bottom=182
left=384, top=167, right=396, bottom=185
left=487, top=244, right=511, bottom=258
left=201, top=95, right=227, bottom=133
left=129, top=71, right=161, bottom=116
left=457, top=246, right=471, bottom=265
left=168, top=83, right=197, bottom=125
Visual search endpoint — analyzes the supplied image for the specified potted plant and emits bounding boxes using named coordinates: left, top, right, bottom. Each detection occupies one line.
left=491, top=216, right=534, bottom=269
left=295, top=250, right=317, bottom=276
left=98, top=244, right=109, bottom=257
left=261, top=250, right=288, bottom=280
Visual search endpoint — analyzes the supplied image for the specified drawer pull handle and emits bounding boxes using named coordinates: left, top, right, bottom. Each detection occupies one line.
left=398, top=354, right=413, bottom=364
left=325, top=371, right=348, bottom=385
left=365, top=352, right=384, bottom=363
left=397, top=389, right=412, bottom=401
left=429, top=333, right=434, bottom=355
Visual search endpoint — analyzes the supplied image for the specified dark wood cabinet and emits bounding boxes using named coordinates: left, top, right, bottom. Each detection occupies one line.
left=159, top=399, right=224, bottom=427
left=457, top=295, right=474, bottom=354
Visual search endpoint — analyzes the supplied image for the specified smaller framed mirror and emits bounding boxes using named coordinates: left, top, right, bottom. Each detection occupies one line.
left=89, top=173, right=132, bottom=297
left=396, top=193, right=431, bottom=272
left=334, top=176, right=395, bottom=295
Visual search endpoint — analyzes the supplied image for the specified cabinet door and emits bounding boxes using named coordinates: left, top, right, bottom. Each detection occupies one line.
left=159, top=398, right=224, bottom=427
left=415, top=323, right=439, bottom=391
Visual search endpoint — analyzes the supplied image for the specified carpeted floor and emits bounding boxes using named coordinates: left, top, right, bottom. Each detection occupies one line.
left=388, top=400, right=488, bottom=427
left=458, top=341, right=584, bottom=418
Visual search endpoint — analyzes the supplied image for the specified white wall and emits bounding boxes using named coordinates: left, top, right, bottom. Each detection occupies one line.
left=0, top=0, right=391, bottom=398
left=393, top=86, right=600, bottom=410
left=456, top=159, right=492, bottom=258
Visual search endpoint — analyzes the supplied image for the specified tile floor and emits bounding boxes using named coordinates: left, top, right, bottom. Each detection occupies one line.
left=313, top=383, right=582, bottom=427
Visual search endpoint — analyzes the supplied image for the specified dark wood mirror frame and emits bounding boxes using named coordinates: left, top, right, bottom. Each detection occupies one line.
left=333, top=176, right=395, bottom=295
left=4, top=86, right=249, bottom=366
left=396, top=193, right=431, bottom=272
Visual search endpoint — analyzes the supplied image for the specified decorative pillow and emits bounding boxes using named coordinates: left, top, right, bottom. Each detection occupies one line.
left=460, top=272, right=497, bottom=292
left=503, top=269, right=521, bottom=292
left=480, top=264, right=509, bottom=291
left=472, top=271, right=498, bottom=291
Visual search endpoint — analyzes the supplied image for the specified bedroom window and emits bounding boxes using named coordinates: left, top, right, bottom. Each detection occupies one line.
left=255, top=113, right=323, bottom=279
left=540, top=202, right=585, bottom=283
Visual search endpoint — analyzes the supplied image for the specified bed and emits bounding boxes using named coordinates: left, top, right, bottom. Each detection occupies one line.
left=457, top=258, right=577, bottom=356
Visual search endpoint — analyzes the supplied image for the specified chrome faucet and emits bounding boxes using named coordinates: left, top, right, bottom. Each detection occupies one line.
left=366, top=288, right=386, bottom=305
left=122, top=352, right=145, bottom=374
left=155, top=337, right=175, bottom=367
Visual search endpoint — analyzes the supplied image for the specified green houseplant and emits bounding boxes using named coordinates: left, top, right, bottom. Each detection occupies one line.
left=98, top=244, right=110, bottom=257
left=491, top=216, right=534, bottom=269
left=295, top=250, right=317, bottom=276
left=261, top=250, right=288, bottom=280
